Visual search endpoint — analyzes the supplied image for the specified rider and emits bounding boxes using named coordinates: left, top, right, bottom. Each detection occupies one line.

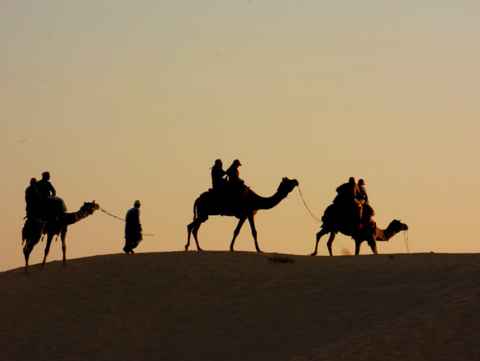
left=333, top=177, right=362, bottom=229
left=25, top=178, right=40, bottom=219
left=357, top=178, right=375, bottom=226
left=211, top=159, right=226, bottom=191
left=226, top=159, right=243, bottom=187
left=36, top=171, right=57, bottom=219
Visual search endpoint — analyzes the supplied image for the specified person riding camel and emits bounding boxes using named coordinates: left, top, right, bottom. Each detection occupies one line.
left=356, top=178, right=375, bottom=226
left=25, top=178, right=40, bottom=219
left=37, top=171, right=56, bottom=200
left=36, top=171, right=58, bottom=219
left=226, top=159, right=243, bottom=187
left=211, top=159, right=226, bottom=191
left=356, top=178, right=368, bottom=204
left=333, top=177, right=362, bottom=229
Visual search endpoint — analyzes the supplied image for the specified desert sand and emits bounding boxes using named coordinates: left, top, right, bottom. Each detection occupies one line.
left=1, top=251, right=479, bottom=361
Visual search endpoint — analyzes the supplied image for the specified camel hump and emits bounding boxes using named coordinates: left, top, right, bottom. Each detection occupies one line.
left=45, top=196, right=67, bottom=219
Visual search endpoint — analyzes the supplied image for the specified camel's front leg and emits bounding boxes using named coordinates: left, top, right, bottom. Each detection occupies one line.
left=42, top=233, right=54, bottom=267
left=247, top=215, right=261, bottom=253
left=230, top=217, right=246, bottom=252
left=367, top=237, right=378, bottom=255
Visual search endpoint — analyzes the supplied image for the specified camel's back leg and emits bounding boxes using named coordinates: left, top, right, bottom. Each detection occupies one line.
left=191, top=217, right=207, bottom=251
left=326, top=232, right=336, bottom=256
left=312, top=228, right=329, bottom=256
left=61, top=227, right=68, bottom=265
left=186, top=222, right=193, bottom=251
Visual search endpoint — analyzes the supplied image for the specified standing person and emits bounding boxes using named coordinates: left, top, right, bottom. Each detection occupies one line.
left=124, top=200, right=143, bottom=254
left=25, top=178, right=40, bottom=219
left=211, top=159, right=226, bottom=191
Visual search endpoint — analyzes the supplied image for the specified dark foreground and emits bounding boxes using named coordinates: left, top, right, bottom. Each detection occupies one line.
left=1, top=251, right=480, bottom=361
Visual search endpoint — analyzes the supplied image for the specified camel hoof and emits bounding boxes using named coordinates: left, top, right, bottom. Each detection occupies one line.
left=310, top=252, right=317, bottom=256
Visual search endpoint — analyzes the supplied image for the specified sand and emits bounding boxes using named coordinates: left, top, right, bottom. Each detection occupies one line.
left=1, top=251, right=479, bottom=361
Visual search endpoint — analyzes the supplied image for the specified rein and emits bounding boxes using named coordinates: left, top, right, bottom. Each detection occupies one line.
left=404, top=229, right=410, bottom=254
left=99, top=207, right=155, bottom=237
left=296, top=186, right=322, bottom=223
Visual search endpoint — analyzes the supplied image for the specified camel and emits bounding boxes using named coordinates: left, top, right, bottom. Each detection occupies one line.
left=22, top=198, right=99, bottom=270
left=311, top=204, right=408, bottom=256
left=186, top=177, right=299, bottom=252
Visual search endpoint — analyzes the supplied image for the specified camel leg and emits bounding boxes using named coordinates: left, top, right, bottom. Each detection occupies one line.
left=230, top=217, right=246, bottom=252
left=42, top=233, right=54, bottom=267
left=192, top=219, right=206, bottom=252
left=367, top=238, right=378, bottom=255
left=354, top=238, right=362, bottom=255
left=247, top=215, right=261, bottom=253
left=312, top=228, right=329, bottom=256
left=186, top=222, right=194, bottom=251
left=326, top=232, right=336, bottom=256
left=23, top=242, right=33, bottom=272
left=61, top=228, right=68, bottom=266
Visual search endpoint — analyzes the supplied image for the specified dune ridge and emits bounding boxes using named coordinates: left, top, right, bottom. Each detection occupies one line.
left=1, top=251, right=479, bottom=361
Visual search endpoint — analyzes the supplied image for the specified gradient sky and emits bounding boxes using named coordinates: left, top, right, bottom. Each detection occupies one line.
left=2, top=1, right=480, bottom=271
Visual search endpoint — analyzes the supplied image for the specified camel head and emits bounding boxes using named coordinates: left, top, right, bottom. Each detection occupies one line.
left=277, top=177, right=299, bottom=196
left=80, top=200, right=100, bottom=215
left=388, top=219, right=409, bottom=233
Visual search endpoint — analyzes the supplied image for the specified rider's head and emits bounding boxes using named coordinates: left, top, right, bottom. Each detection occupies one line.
left=348, top=176, right=356, bottom=184
left=134, top=200, right=141, bottom=208
left=358, top=179, right=366, bottom=186
left=233, top=159, right=242, bottom=167
left=30, top=178, right=37, bottom=186
left=42, top=171, right=50, bottom=180
left=214, top=159, right=222, bottom=167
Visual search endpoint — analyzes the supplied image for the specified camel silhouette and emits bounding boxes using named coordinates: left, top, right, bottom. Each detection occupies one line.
left=22, top=199, right=99, bottom=270
left=186, top=177, right=299, bottom=252
left=311, top=204, right=408, bottom=256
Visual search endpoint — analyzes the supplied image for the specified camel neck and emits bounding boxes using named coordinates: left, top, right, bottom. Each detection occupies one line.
left=253, top=190, right=287, bottom=210
left=379, top=224, right=397, bottom=242
left=65, top=208, right=91, bottom=226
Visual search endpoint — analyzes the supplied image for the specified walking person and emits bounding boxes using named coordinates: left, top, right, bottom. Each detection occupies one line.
left=123, top=200, right=143, bottom=254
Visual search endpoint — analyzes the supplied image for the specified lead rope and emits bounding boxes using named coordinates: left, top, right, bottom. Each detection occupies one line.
left=99, top=207, right=155, bottom=237
left=100, top=207, right=125, bottom=222
left=296, top=186, right=322, bottom=224
left=404, top=229, right=410, bottom=254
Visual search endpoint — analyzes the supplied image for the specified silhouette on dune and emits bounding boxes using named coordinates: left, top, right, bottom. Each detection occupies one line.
left=186, top=177, right=299, bottom=252
left=22, top=198, right=99, bottom=270
left=311, top=204, right=408, bottom=256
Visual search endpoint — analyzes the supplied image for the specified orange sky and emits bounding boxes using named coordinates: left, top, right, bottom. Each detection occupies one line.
left=2, top=1, right=480, bottom=270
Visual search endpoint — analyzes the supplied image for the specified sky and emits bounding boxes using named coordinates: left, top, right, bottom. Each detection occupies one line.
left=2, top=0, right=480, bottom=271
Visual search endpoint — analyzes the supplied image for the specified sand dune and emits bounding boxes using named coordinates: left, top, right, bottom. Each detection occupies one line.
left=1, top=251, right=479, bottom=361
